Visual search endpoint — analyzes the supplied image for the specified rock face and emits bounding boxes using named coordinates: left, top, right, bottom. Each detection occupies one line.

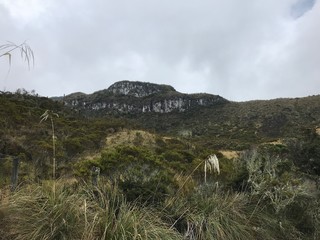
left=107, top=81, right=175, bottom=97
left=60, top=80, right=228, bottom=114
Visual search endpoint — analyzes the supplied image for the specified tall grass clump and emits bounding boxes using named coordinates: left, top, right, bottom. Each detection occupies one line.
left=1, top=181, right=86, bottom=240
left=81, top=181, right=181, bottom=240
left=164, top=183, right=276, bottom=240
left=1, top=179, right=181, bottom=240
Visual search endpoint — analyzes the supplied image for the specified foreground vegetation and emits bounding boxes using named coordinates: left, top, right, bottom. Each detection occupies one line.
left=1, top=91, right=320, bottom=239
left=1, top=148, right=319, bottom=240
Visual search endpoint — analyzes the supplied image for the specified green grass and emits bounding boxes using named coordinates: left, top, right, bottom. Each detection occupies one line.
left=1, top=181, right=85, bottom=239
left=0, top=180, right=181, bottom=240
left=1, top=174, right=319, bottom=239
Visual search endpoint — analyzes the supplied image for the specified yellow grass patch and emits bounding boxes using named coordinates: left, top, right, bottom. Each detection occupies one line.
left=219, top=150, right=240, bottom=159
left=105, top=129, right=157, bottom=148
left=263, top=139, right=284, bottom=145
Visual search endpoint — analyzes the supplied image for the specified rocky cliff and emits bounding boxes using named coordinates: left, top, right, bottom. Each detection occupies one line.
left=59, top=80, right=228, bottom=114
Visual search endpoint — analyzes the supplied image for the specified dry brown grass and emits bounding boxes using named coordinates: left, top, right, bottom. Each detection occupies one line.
left=105, top=129, right=157, bottom=148
left=0, top=187, right=10, bottom=204
left=219, top=150, right=240, bottom=159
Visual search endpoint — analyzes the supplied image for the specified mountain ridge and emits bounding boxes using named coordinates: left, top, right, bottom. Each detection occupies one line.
left=49, top=80, right=320, bottom=149
left=54, top=80, right=228, bottom=114
left=53, top=80, right=320, bottom=106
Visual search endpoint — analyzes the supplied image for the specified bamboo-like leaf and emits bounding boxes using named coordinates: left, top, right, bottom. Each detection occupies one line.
left=40, top=110, right=49, bottom=123
left=0, top=41, right=34, bottom=69
left=3, top=52, right=11, bottom=67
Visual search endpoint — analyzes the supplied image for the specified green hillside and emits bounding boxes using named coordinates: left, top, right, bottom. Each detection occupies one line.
left=1, top=89, right=320, bottom=239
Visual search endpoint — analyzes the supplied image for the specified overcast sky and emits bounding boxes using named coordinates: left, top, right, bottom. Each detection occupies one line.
left=0, top=0, right=319, bottom=101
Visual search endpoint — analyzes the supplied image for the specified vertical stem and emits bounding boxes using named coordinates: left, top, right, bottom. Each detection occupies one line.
left=204, top=160, right=207, bottom=184
left=11, top=157, right=19, bottom=191
left=51, top=116, right=56, bottom=198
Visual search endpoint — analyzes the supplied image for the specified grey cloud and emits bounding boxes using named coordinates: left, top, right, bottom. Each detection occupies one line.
left=291, top=0, right=316, bottom=18
left=0, top=0, right=319, bottom=100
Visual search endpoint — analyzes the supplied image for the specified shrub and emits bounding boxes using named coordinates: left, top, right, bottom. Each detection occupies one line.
left=238, top=150, right=319, bottom=238
left=162, top=150, right=184, bottom=162
left=119, top=169, right=173, bottom=206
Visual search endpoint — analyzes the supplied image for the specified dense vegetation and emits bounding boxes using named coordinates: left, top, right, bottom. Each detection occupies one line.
left=132, top=95, right=320, bottom=151
left=0, top=90, right=320, bottom=239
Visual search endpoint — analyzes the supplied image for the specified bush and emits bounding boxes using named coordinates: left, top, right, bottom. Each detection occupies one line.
left=119, top=169, right=173, bottom=206
left=162, top=150, right=184, bottom=162
left=237, top=150, right=319, bottom=238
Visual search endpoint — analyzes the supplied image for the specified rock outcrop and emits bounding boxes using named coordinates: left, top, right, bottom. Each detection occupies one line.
left=59, top=80, right=228, bottom=114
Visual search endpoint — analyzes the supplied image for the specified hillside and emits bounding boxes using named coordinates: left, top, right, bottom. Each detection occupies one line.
left=53, top=80, right=320, bottom=149
left=136, top=95, right=320, bottom=149
left=1, top=84, right=320, bottom=239
left=2, top=83, right=320, bottom=170
left=2, top=81, right=318, bottom=177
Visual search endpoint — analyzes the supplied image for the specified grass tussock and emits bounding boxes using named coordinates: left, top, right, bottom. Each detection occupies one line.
left=0, top=180, right=180, bottom=240
left=165, top=184, right=262, bottom=240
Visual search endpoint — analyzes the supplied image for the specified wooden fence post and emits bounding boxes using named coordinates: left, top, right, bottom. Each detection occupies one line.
left=11, top=157, right=19, bottom=191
